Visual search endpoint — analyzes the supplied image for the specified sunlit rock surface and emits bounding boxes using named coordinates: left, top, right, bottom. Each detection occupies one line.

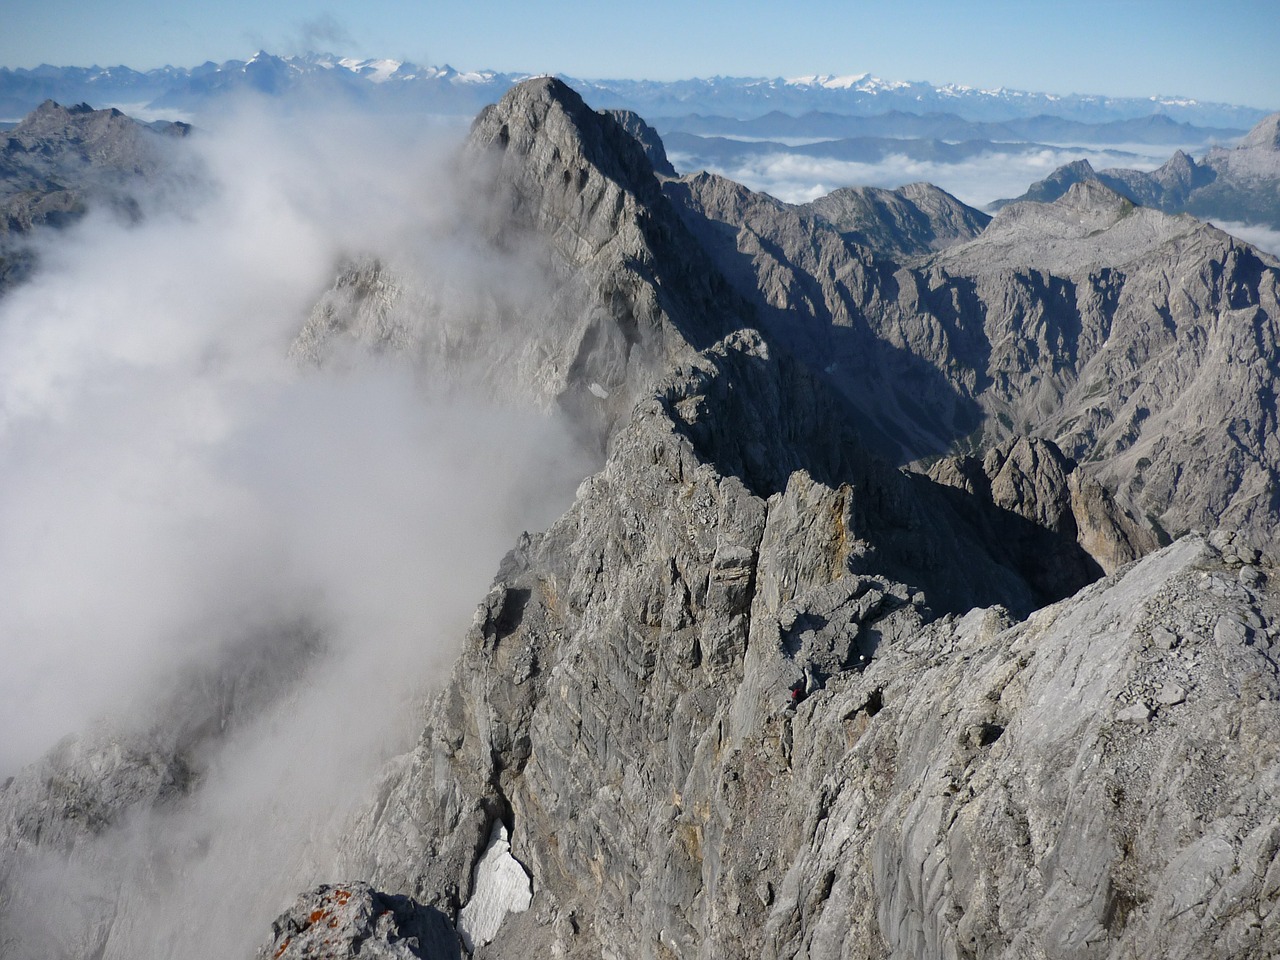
left=3, top=76, right=1280, bottom=960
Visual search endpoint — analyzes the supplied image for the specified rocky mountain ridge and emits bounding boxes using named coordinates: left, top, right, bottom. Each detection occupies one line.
left=0, top=98, right=190, bottom=292
left=994, top=111, right=1280, bottom=229
left=798, top=181, right=991, bottom=259
left=669, top=155, right=1280, bottom=556
left=245, top=78, right=1280, bottom=959
left=2, top=77, right=1280, bottom=960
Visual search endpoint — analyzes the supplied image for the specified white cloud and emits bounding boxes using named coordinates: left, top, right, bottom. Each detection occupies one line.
left=1216, top=220, right=1280, bottom=257
left=0, top=100, right=593, bottom=959
left=668, top=143, right=1171, bottom=208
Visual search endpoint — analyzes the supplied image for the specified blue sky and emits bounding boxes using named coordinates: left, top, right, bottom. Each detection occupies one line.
left=3, top=0, right=1277, bottom=109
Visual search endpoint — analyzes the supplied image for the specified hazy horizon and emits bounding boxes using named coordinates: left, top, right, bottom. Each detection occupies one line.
left=4, top=0, right=1278, bottom=111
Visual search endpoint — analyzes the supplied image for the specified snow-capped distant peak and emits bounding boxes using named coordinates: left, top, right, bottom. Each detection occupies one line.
left=784, top=73, right=920, bottom=94
left=338, top=58, right=404, bottom=83
left=785, top=72, right=870, bottom=89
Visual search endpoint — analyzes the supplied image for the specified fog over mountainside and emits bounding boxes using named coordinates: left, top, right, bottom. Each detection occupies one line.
left=2, top=76, right=1280, bottom=960
left=0, top=98, right=594, bottom=958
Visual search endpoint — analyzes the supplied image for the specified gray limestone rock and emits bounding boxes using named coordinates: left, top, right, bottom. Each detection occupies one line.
left=993, top=111, right=1280, bottom=231
left=800, top=182, right=990, bottom=259
left=256, top=883, right=460, bottom=960
left=7, top=76, right=1280, bottom=960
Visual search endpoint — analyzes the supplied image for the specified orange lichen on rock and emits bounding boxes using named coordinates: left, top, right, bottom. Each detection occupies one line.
left=307, top=909, right=327, bottom=924
left=273, top=937, right=291, bottom=959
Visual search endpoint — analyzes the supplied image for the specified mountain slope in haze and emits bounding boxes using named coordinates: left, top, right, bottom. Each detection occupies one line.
left=994, top=111, right=1280, bottom=230
left=0, top=99, right=190, bottom=293
left=662, top=129, right=1127, bottom=170
left=654, top=109, right=1246, bottom=147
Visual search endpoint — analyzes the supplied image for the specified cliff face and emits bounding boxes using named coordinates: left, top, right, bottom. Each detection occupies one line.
left=672, top=167, right=1280, bottom=556
left=321, top=82, right=1280, bottom=960
left=4, top=79, right=1280, bottom=960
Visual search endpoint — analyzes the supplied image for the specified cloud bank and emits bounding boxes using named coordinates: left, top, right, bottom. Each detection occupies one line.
left=1217, top=220, right=1280, bottom=257
left=668, top=144, right=1171, bottom=208
left=0, top=99, right=593, bottom=959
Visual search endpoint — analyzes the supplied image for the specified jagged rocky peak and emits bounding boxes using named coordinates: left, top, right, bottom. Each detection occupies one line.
left=799, top=181, right=990, bottom=258
left=994, top=157, right=1098, bottom=207
left=601, top=107, right=677, bottom=177
left=296, top=75, right=756, bottom=454
left=466, top=76, right=667, bottom=257
left=1237, top=110, right=1280, bottom=150
left=1156, top=148, right=1199, bottom=183
left=936, top=178, right=1204, bottom=274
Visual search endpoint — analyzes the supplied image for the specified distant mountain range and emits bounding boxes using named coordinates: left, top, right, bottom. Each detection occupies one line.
left=0, top=51, right=1271, bottom=128
left=661, top=131, right=1142, bottom=170
left=655, top=110, right=1246, bottom=147
left=994, top=112, right=1280, bottom=229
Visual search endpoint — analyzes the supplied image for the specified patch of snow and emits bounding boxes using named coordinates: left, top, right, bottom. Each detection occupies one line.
left=456, top=823, right=533, bottom=953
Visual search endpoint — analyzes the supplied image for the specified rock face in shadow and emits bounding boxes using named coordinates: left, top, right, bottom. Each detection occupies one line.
left=256, top=883, right=460, bottom=960
left=671, top=160, right=1280, bottom=555
left=927, top=435, right=1158, bottom=578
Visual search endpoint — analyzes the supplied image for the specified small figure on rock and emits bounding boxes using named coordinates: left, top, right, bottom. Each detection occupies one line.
left=786, top=679, right=807, bottom=711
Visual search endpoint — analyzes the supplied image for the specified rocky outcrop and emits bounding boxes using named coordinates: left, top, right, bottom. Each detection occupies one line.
left=256, top=883, right=460, bottom=960
left=799, top=182, right=990, bottom=259
left=928, top=435, right=1158, bottom=578
left=994, top=111, right=1280, bottom=230
left=602, top=108, right=677, bottom=178
left=0, top=99, right=190, bottom=294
